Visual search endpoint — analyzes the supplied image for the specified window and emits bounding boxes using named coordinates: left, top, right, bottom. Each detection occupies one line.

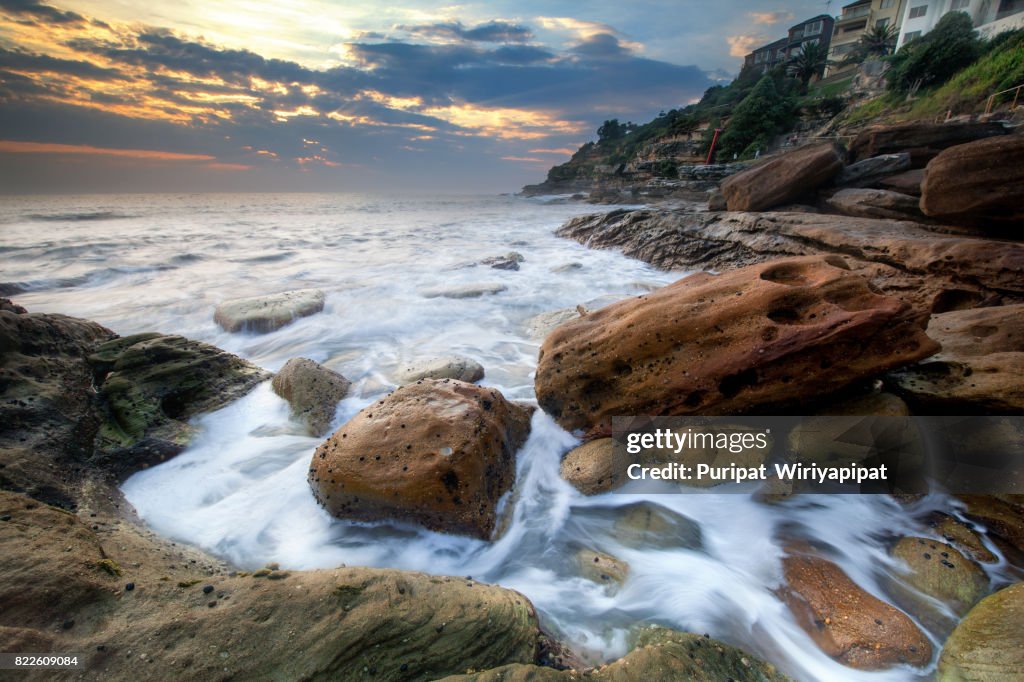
left=904, top=30, right=923, bottom=41
left=880, top=0, right=895, bottom=8
left=909, top=5, right=928, bottom=18
left=876, top=17, right=891, bottom=28
left=804, top=20, right=823, bottom=35
left=950, top=0, right=970, bottom=9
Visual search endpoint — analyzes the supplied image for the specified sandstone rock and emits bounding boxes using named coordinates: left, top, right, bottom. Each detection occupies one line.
left=525, top=308, right=582, bottom=340
left=835, top=153, right=911, bottom=188
left=931, top=513, right=998, bottom=564
left=958, top=495, right=1024, bottom=555
left=781, top=551, right=932, bottom=669
left=535, top=256, right=939, bottom=435
left=309, top=380, right=532, bottom=539
left=889, top=305, right=1024, bottom=413
left=554, top=209, right=1024, bottom=315
left=271, top=358, right=351, bottom=436
left=481, top=252, right=525, bottom=270
left=826, top=188, right=922, bottom=221
left=891, top=536, right=989, bottom=615
left=559, top=438, right=626, bottom=495
left=721, top=143, right=845, bottom=211
left=707, top=189, right=727, bottom=212
left=422, top=283, right=508, bottom=299
left=442, top=627, right=791, bottom=681
left=937, top=582, right=1024, bottom=681
left=849, top=121, right=1008, bottom=165
left=814, top=390, right=911, bottom=416
left=90, top=334, right=270, bottom=471
left=876, top=169, right=925, bottom=196
left=573, top=548, right=629, bottom=591
left=214, top=288, right=325, bottom=333
left=396, top=356, right=485, bottom=384
left=921, top=134, right=1024, bottom=226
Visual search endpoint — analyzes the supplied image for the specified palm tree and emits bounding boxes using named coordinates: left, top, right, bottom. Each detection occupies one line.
left=841, top=24, right=899, bottom=65
left=787, top=41, right=830, bottom=89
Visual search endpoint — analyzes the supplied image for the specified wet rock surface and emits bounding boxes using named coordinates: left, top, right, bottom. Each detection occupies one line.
left=396, top=356, right=485, bottom=384
left=937, top=582, right=1024, bottom=682
left=535, top=255, right=938, bottom=434
left=559, top=438, right=626, bottom=495
left=309, top=379, right=532, bottom=539
left=214, top=288, right=325, bottom=333
left=271, top=357, right=351, bottom=436
left=891, top=536, right=989, bottom=615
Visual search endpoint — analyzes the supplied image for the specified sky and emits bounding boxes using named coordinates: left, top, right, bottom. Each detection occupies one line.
left=0, top=0, right=834, bottom=193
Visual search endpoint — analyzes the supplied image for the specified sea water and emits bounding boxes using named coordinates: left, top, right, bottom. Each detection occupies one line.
left=1, top=193, right=1013, bottom=682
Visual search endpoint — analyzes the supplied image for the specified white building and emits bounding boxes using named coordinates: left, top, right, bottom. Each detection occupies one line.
left=896, top=0, right=1024, bottom=48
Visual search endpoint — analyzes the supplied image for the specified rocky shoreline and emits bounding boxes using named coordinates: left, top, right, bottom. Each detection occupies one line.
left=2, top=120, right=1023, bottom=680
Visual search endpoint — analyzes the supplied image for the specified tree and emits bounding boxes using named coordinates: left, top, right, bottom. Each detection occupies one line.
left=887, top=12, right=982, bottom=94
left=716, top=75, right=796, bottom=160
left=841, top=24, right=899, bottom=65
left=787, top=41, right=830, bottom=89
left=596, top=119, right=625, bottom=144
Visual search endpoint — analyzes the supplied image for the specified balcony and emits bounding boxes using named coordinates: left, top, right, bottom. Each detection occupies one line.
left=837, top=4, right=872, bottom=24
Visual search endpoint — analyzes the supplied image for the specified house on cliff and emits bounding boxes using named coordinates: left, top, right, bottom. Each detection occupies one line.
left=743, top=15, right=836, bottom=75
left=896, top=0, right=1024, bottom=47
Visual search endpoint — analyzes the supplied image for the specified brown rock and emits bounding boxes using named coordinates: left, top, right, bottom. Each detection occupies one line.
left=876, top=169, right=925, bottom=196
left=891, top=537, right=989, bottom=615
left=958, top=495, right=1024, bottom=555
left=920, top=134, right=1024, bottom=226
left=814, top=390, right=911, bottom=416
left=535, top=256, right=939, bottom=435
left=271, top=357, right=351, bottom=436
left=889, top=305, right=1024, bottom=413
left=938, top=582, right=1024, bottom=682
left=849, top=121, right=1008, bottom=166
left=826, top=188, right=922, bottom=221
left=309, top=380, right=532, bottom=539
left=573, top=548, right=629, bottom=591
left=559, top=438, right=627, bottom=495
left=781, top=551, right=932, bottom=669
left=931, top=513, right=997, bottom=564
left=721, top=143, right=844, bottom=211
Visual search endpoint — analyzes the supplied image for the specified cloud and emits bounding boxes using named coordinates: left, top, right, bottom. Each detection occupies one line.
left=748, top=11, right=795, bottom=25
left=0, top=0, right=83, bottom=24
left=569, top=33, right=633, bottom=59
left=398, top=20, right=533, bottom=43
left=0, top=139, right=215, bottom=161
left=727, top=34, right=764, bottom=58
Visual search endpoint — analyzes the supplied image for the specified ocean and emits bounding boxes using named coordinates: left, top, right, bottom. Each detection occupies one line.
left=1, top=192, right=1004, bottom=681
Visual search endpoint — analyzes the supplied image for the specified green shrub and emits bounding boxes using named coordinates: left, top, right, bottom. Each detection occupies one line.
left=888, top=12, right=982, bottom=94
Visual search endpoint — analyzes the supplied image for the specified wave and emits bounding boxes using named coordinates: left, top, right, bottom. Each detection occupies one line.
left=23, top=211, right=136, bottom=222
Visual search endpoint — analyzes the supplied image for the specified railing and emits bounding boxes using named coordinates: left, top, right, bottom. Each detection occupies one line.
left=838, top=6, right=871, bottom=21
left=985, top=83, right=1024, bottom=114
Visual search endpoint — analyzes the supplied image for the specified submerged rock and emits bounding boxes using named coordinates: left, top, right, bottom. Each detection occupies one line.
left=889, top=305, right=1024, bottom=413
left=214, top=288, right=326, bottom=333
left=309, top=380, right=532, bottom=539
left=573, top=547, right=629, bottom=591
left=90, top=334, right=270, bottom=470
left=525, top=308, right=582, bottom=340
left=421, top=283, right=508, bottom=299
left=271, top=357, right=351, bottom=437
left=721, top=143, right=844, bottom=211
left=396, top=356, right=485, bottom=384
left=535, top=256, right=938, bottom=435
left=611, top=502, right=703, bottom=550
left=781, top=550, right=932, bottom=670
left=481, top=252, right=525, bottom=270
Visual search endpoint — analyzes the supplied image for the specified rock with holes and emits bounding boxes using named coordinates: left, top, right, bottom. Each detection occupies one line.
left=214, top=288, right=325, bottom=333
left=559, top=438, right=627, bottom=495
left=889, top=305, right=1024, bottom=413
left=308, top=379, right=532, bottom=540
left=721, top=142, right=845, bottom=211
left=781, top=550, right=932, bottom=670
left=573, top=547, right=629, bottom=592
left=921, top=134, right=1024, bottom=226
left=395, top=356, right=485, bottom=384
left=891, top=537, right=989, bottom=616
left=938, top=582, right=1024, bottom=682
left=271, top=358, right=351, bottom=436
left=535, top=256, right=939, bottom=435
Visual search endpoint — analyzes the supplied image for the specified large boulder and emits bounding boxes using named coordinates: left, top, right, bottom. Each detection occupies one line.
left=920, top=134, right=1024, bottom=226
left=271, top=357, right=351, bottom=436
left=937, top=582, right=1024, bottom=681
left=309, top=380, right=532, bottom=539
left=721, top=143, right=844, bottom=211
left=826, top=188, right=922, bottom=221
left=535, top=256, right=938, bottom=435
left=781, top=551, right=932, bottom=669
left=849, top=121, right=1008, bottom=166
left=90, top=334, right=270, bottom=471
left=214, top=288, right=325, bottom=333
left=835, top=153, right=911, bottom=188
left=889, top=305, right=1024, bottom=413
left=957, top=495, right=1024, bottom=555
left=396, top=356, right=485, bottom=384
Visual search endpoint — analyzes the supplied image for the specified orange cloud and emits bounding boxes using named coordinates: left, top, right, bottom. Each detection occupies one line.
left=528, top=147, right=577, bottom=155
left=748, top=11, right=794, bottom=25
left=727, top=34, right=763, bottom=58
left=0, top=140, right=216, bottom=161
